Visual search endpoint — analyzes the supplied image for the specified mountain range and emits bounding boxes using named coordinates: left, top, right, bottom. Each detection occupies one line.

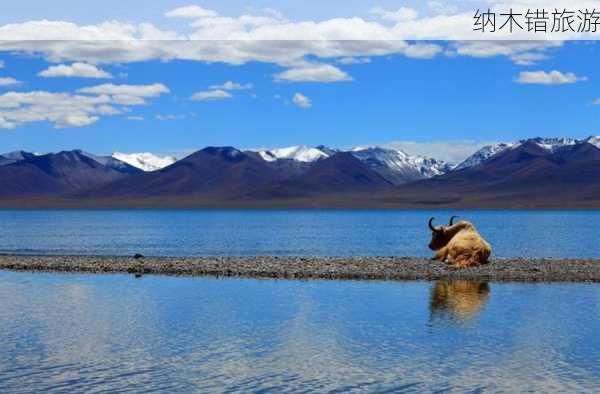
left=2, top=137, right=600, bottom=207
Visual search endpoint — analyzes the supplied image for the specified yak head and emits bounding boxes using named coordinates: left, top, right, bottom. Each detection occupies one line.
left=427, top=216, right=458, bottom=250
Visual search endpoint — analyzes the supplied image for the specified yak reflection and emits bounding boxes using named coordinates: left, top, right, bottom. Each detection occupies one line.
left=430, top=281, right=490, bottom=323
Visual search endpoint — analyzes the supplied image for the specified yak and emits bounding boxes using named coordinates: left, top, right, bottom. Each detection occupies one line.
left=428, top=216, right=491, bottom=268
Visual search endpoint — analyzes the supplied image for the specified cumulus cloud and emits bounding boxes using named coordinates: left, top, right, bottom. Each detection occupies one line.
left=77, top=83, right=169, bottom=105
left=0, top=83, right=168, bottom=129
left=0, top=6, right=496, bottom=81
left=191, top=89, right=232, bottom=101
left=292, top=93, right=311, bottom=108
left=164, top=6, right=218, bottom=19
left=451, top=41, right=562, bottom=64
left=337, top=57, right=371, bottom=65
left=209, top=81, right=253, bottom=90
left=156, top=114, right=185, bottom=120
left=78, top=83, right=169, bottom=97
left=427, top=1, right=458, bottom=15
left=0, top=77, right=20, bottom=86
left=510, top=52, right=548, bottom=66
left=369, top=7, right=419, bottom=22
left=0, top=3, right=591, bottom=86
left=276, top=64, right=351, bottom=82
left=516, top=70, right=586, bottom=85
left=38, top=62, right=113, bottom=78
left=0, top=91, right=108, bottom=129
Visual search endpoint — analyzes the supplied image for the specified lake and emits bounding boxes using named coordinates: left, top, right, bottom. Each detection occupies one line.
left=0, top=271, right=598, bottom=392
left=1, top=209, right=600, bottom=258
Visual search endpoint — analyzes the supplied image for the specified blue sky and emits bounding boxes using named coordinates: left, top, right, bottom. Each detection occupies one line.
left=1, top=3, right=600, bottom=162
left=1, top=0, right=436, bottom=25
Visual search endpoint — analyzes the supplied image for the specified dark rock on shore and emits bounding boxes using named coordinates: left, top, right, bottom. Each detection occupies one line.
left=1, top=255, right=600, bottom=282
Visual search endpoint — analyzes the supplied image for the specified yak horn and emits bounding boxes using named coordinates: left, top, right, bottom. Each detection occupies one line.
left=449, top=216, right=459, bottom=225
left=428, top=217, right=442, bottom=233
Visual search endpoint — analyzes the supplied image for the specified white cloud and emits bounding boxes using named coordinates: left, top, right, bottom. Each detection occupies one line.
left=292, top=92, right=311, bottom=108
left=427, top=1, right=458, bottom=15
left=209, top=81, right=253, bottom=90
left=337, top=57, right=371, bottom=65
left=0, top=4, right=591, bottom=85
left=0, top=10, right=446, bottom=78
left=155, top=114, right=185, bottom=120
left=55, top=113, right=98, bottom=128
left=369, top=7, right=419, bottom=22
left=164, top=6, right=218, bottom=19
left=95, top=104, right=121, bottom=115
left=516, top=70, right=586, bottom=85
left=0, top=116, right=15, bottom=129
left=111, top=95, right=147, bottom=105
left=0, top=77, right=20, bottom=86
left=0, top=60, right=4, bottom=68
left=510, top=52, right=548, bottom=66
left=381, top=140, right=501, bottom=164
left=263, top=8, right=285, bottom=20
left=451, top=41, right=562, bottom=64
left=191, top=89, right=232, bottom=101
left=76, top=82, right=169, bottom=105
left=276, top=64, right=351, bottom=82
left=77, top=83, right=169, bottom=97
left=0, top=83, right=167, bottom=129
left=38, top=62, right=113, bottom=78
left=0, top=91, right=108, bottom=129
left=126, top=115, right=144, bottom=121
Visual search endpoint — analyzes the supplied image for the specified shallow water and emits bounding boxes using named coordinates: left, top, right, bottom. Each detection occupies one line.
left=1, top=209, right=600, bottom=258
left=0, top=271, right=598, bottom=392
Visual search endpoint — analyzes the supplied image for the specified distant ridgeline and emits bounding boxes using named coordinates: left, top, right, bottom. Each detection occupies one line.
left=2, top=137, right=600, bottom=208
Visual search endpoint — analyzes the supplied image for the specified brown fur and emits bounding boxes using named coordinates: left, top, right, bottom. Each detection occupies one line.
left=428, top=219, right=491, bottom=268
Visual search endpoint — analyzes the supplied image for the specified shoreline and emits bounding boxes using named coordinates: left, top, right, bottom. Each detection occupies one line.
left=1, top=255, right=600, bottom=283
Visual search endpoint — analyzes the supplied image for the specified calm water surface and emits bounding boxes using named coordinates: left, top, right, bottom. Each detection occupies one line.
left=1, top=209, right=600, bottom=258
left=0, top=271, right=598, bottom=392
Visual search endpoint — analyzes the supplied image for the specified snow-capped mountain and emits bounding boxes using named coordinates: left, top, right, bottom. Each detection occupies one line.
left=254, top=145, right=451, bottom=184
left=454, top=143, right=515, bottom=170
left=528, top=137, right=577, bottom=152
left=112, top=152, right=177, bottom=172
left=78, top=151, right=140, bottom=173
left=0, top=151, right=36, bottom=166
left=583, top=136, right=600, bottom=149
left=256, top=145, right=330, bottom=162
left=456, top=137, right=598, bottom=170
left=350, top=147, right=452, bottom=185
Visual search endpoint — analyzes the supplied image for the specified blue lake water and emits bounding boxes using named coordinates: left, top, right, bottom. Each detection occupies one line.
left=0, top=271, right=598, bottom=392
left=1, top=209, right=600, bottom=258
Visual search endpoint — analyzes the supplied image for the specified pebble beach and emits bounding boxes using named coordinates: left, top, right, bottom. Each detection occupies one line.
left=1, top=255, right=600, bottom=282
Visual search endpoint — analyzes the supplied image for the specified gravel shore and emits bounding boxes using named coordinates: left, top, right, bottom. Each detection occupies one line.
left=1, top=255, right=600, bottom=282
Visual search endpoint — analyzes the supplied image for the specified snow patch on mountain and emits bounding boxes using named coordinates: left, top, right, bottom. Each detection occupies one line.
left=350, top=147, right=452, bottom=184
left=455, top=137, right=594, bottom=170
left=584, top=136, right=600, bottom=149
left=112, top=152, right=177, bottom=172
left=0, top=151, right=35, bottom=165
left=77, top=151, right=133, bottom=172
left=454, top=143, right=515, bottom=170
left=528, top=137, right=577, bottom=152
left=257, top=145, right=329, bottom=162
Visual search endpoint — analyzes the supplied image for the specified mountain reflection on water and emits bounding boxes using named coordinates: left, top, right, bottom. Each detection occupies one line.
left=0, top=271, right=598, bottom=393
